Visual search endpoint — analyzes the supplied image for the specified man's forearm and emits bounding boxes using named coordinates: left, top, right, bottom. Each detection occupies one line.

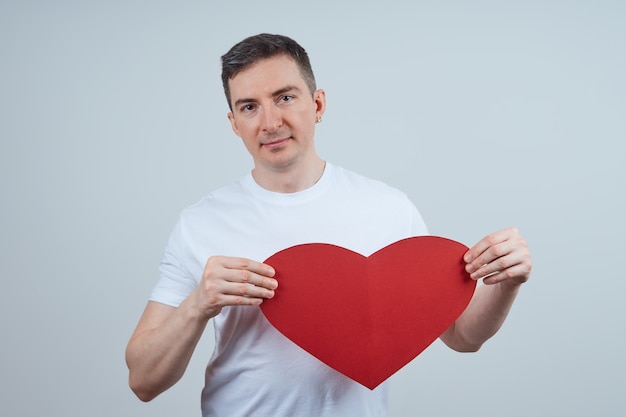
left=440, top=281, right=522, bottom=352
left=126, top=299, right=209, bottom=402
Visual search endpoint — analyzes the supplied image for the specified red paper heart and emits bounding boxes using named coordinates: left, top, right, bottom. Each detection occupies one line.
left=261, top=236, right=476, bottom=390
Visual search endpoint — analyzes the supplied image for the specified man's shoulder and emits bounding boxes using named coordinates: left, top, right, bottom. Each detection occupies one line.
left=179, top=176, right=250, bottom=217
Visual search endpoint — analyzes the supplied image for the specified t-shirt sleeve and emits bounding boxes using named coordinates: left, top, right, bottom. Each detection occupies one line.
left=149, top=219, right=198, bottom=307
left=409, top=199, right=429, bottom=236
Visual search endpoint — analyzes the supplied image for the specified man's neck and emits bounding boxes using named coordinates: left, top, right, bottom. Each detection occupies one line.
left=252, top=157, right=326, bottom=193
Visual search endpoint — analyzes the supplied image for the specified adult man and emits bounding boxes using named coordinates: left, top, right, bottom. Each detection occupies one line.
left=126, top=33, right=532, bottom=416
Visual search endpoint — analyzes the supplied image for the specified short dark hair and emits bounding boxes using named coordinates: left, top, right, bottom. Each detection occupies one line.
left=221, top=33, right=317, bottom=110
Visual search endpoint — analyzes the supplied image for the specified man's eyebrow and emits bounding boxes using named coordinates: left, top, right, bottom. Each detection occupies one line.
left=271, top=85, right=301, bottom=97
left=233, top=97, right=257, bottom=108
left=233, top=86, right=302, bottom=109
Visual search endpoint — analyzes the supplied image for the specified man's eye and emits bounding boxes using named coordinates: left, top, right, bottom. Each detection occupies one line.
left=279, top=95, right=293, bottom=103
left=241, top=104, right=255, bottom=112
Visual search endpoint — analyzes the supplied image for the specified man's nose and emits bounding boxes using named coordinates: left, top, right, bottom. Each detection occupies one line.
left=261, top=105, right=283, bottom=133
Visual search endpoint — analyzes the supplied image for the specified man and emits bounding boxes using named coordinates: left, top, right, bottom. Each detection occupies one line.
left=126, top=33, right=532, bottom=416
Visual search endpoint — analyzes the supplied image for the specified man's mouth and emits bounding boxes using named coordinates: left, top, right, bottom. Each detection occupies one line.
left=262, top=137, right=291, bottom=149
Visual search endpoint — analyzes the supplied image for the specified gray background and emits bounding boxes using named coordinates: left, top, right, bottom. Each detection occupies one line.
left=1, top=1, right=624, bottom=416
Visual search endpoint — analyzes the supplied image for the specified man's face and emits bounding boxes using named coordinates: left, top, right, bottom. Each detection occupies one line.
left=227, top=55, right=325, bottom=176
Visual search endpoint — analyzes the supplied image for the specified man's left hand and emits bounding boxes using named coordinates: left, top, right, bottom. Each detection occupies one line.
left=464, top=227, right=532, bottom=286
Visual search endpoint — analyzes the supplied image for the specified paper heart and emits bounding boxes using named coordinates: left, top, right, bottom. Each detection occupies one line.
left=261, top=236, right=476, bottom=390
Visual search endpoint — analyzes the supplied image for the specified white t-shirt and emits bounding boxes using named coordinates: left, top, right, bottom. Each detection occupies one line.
left=150, top=162, right=428, bottom=417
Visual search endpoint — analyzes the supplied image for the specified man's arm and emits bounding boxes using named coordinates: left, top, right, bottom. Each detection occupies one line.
left=125, top=256, right=277, bottom=401
left=439, top=227, right=532, bottom=352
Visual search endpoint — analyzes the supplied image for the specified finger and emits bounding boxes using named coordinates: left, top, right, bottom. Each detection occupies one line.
left=216, top=293, right=267, bottom=307
left=224, top=268, right=279, bottom=292
left=222, top=281, right=276, bottom=299
left=214, top=257, right=278, bottom=290
left=466, top=238, right=515, bottom=277
left=221, top=257, right=276, bottom=278
left=469, top=237, right=532, bottom=281
left=465, top=228, right=515, bottom=262
left=469, top=248, right=525, bottom=281
left=481, top=263, right=531, bottom=285
left=205, top=277, right=275, bottom=303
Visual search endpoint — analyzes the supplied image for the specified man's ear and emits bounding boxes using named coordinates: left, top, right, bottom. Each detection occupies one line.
left=227, top=112, right=241, bottom=137
left=313, top=89, right=326, bottom=122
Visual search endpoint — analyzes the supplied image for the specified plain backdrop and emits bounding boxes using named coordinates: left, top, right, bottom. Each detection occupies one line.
left=1, top=1, right=624, bottom=416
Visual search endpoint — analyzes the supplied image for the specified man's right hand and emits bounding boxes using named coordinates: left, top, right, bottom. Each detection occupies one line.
left=194, top=256, right=278, bottom=319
